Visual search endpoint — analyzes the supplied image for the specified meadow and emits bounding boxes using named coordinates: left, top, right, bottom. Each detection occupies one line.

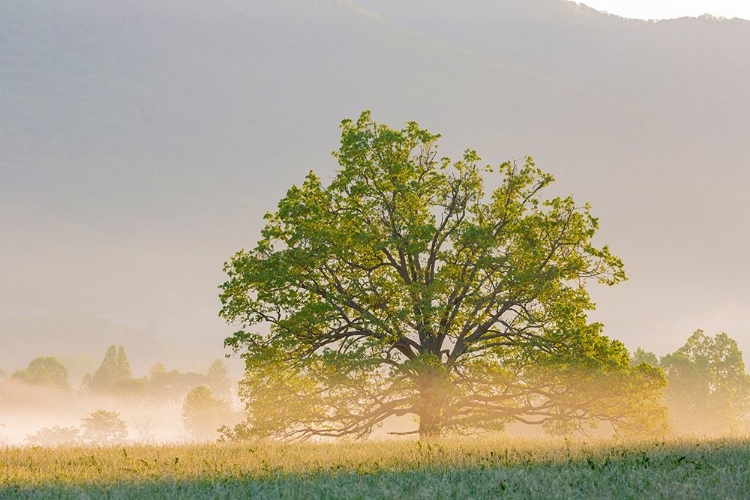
left=1, top=437, right=748, bottom=499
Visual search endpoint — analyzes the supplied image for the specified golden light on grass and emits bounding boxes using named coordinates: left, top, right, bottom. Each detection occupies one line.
left=2, top=437, right=748, bottom=498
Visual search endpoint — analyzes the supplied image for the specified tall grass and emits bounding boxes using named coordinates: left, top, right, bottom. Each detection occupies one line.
left=2, top=436, right=748, bottom=499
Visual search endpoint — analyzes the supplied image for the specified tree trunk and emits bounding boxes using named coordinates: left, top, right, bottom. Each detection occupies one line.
left=417, top=379, right=445, bottom=439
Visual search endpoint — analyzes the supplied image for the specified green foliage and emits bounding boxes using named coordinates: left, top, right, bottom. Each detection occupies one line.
left=80, top=410, right=128, bottom=445
left=88, top=345, right=140, bottom=395
left=181, top=386, right=232, bottom=442
left=631, top=348, right=659, bottom=367
left=207, top=359, right=232, bottom=398
left=12, top=356, right=69, bottom=391
left=220, top=111, right=664, bottom=439
left=25, top=426, right=79, bottom=447
left=147, top=363, right=212, bottom=404
left=661, top=330, right=750, bottom=435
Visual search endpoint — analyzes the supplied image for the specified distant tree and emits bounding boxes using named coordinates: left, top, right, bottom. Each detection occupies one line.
left=146, top=362, right=172, bottom=401
left=149, top=362, right=168, bottom=378
left=116, top=345, right=131, bottom=374
left=25, top=426, right=80, bottom=447
left=80, top=410, right=128, bottom=445
left=56, top=354, right=100, bottom=384
left=0, top=368, right=5, bottom=380
left=181, top=386, right=232, bottom=441
left=631, top=348, right=659, bottom=367
left=207, top=359, right=232, bottom=398
left=147, top=362, right=212, bottom=405
left=131, top=416, right=157, bottom=444
left=89, top=345, right=140, bottom=394
left=117, top=377, right=148, bottom=398
left=12, top=356, right=70, bottom=391
left=661, top=330, right=750, bottom=435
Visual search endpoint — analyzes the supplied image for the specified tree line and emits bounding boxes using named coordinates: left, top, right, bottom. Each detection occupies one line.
left=0, top=345, right=238, bottom=445
left=632, top=330, right=750, bottom=435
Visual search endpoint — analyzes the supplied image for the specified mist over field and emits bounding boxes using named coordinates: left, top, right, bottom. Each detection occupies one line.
left=1, top=0, right=749, bottom=454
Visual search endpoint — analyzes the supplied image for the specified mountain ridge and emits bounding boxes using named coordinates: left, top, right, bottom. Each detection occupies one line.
left=1, top=0, right=748, bottom=363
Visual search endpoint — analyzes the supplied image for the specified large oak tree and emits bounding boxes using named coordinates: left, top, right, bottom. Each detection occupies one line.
left=220, top=112, right=666, bottom=439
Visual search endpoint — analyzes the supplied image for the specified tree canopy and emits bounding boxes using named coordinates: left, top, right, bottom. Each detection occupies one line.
left=12, top=356, right=69, bottom=391
left=207, top=359, right=232, bottom=399
left=87, top=345, right=143, bottom=395
left=146, top=362, right=214, bottom=404
left=220, top=111, right=667, bottom=439
left=80, top=410, right=128, bottom=445
left=181, top=386, right=232, bottom=441
left=25, top=426, right=80, bottom=447
left=660, top=330, right=750, bottom=434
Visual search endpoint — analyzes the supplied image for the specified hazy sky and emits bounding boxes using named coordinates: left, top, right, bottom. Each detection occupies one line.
left=577, top=0, right=750, bottom=20
left=1, top=0, right=748, bottom=374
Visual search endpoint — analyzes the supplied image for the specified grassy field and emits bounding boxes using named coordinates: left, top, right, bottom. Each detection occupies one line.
left=1, top=437, right=748, bottom=499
